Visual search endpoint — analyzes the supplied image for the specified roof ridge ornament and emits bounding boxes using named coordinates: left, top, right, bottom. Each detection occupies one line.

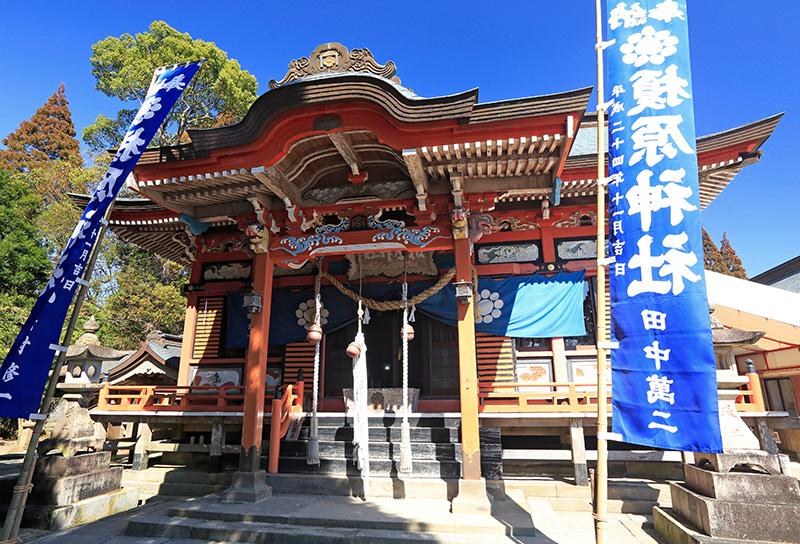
left=269, top=42, right=400, bottom=89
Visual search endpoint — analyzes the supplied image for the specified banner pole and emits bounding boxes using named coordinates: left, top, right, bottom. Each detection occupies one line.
left=0, top=202, right=116, bottom=544
left=593, top=0, right=610, bottom=542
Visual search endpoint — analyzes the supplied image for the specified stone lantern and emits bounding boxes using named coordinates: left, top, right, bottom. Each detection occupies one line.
left=59, top=316, right=131, bottom=407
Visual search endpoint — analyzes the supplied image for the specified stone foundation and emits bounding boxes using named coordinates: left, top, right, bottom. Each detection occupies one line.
left=19, top=451, right=138, bottom=530
left=657, top=453, right=800, bottom=543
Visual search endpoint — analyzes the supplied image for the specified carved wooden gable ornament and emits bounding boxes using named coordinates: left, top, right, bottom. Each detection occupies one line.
left=269, top=42, right=400, bottom=89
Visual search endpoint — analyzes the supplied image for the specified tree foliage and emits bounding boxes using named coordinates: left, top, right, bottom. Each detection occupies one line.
left=720, top=232, right=748, bottom=279
left=0, top=170, right=51, bottom=298
left=96, top=246, right=187, bottom=350
left=702, top=228, right=727, bottom=274
left=83, top=20, right=258, bottom=152
left=0, top=169, right=52, bottom=440
left=0, top=84, right=82, bottom=173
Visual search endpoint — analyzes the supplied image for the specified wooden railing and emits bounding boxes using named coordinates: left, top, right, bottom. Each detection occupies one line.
left=479, top=382, right=604, bottom=413
left=97, top=384, right=259, bottom=412
left=479, top=377, right=766, bottom=414
left=268, top=381, right=304, bottom=474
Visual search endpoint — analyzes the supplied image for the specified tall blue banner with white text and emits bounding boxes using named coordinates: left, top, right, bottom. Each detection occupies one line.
left=0, top=62, right=201, bottom=418
left=605, top=1, right=722, bottom=452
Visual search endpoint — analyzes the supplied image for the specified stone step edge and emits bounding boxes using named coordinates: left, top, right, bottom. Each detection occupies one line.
left=280, top=456, right=461, bottom=464
left=128, top=514, right=523, bottom=544
left=163, top=504, right=535, bottom=537
left=121, top=474, right=232, bottom=484
left=122, top=482, right=227, bottom=492
left=279, top=453, right=462, bottom=462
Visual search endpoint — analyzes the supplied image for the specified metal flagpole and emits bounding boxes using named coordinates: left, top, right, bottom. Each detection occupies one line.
left=0, top=202, right=116, bottom=544
left=593, top=0, right=610, bottom=542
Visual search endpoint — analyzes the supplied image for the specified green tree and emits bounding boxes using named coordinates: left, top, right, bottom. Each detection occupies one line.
left=0, top=169, right=52, bottom=440
left=0, top=170, right=51, bottom=299
left=0, top=84, right=82, bottom=173
left=720, top=232, right=748, bottom=279
left=702, top=228, right=727, bottom=274
left=83, top=20, right=258, bottom=152
left=96, top=246, right=187, bottom=350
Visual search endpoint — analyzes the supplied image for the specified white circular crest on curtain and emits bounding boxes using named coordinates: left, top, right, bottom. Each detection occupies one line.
left=296, top=299, right=329, bottom=329
left=475, top=289, right=504, bottom=324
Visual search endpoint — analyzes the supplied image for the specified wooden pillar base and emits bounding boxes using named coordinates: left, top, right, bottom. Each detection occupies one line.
left=569, top=418, right=589, bottom=487
left=209, top=422, right=226, bottom=473
left=238, top=445, right=262, bottom=473
left=131, top=422, right=151, bottom=471
left=451, top=478, right=492, bottom=514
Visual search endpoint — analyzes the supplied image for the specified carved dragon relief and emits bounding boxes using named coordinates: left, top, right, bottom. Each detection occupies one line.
left=553, top=211, right=598, bottom=229
left=171, top=228, right=197, bottom=263
left=303, top=180, right=413, bottom=205
left=269, top=43, right=400, bottom=89
left=467, top=213, right=540, bottom=243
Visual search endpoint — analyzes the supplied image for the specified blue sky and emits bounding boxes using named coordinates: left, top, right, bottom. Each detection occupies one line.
left=1, top=1, right=797, bottom=275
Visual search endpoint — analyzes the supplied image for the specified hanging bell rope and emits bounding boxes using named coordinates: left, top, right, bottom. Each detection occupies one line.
left=306, top=257, right=323, bottom=466
left=321, top=267, right=456, bottom=312
left=399, top=252, right=413, bottom=473
left=348, top=255, right=370, bottom=496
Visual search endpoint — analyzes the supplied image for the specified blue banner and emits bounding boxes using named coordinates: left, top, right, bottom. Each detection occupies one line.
left=417, top=271, right=586, bottom=338
left=606, top=1, right=722, bottom=452
left=0, top=62, right=201, bottom=418
left=269, top=272, right=586, bottom=345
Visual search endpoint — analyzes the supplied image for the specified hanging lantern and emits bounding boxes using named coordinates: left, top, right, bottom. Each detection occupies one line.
left=402, top=323, right=415, bottom=341
left=346, top=341, right=362, bottom=358
left=306, top=323, right=323, bottom=345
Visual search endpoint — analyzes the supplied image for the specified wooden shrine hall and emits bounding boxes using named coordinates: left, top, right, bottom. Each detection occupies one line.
left=83, top=43, right=781, bottom=501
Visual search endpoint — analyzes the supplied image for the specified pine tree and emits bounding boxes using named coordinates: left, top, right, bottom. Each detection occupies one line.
left=720, top=232, right=748, bottom=279
left=702, top=228, right=727, bottom=274
left=0, top=84, right=82, bottom=173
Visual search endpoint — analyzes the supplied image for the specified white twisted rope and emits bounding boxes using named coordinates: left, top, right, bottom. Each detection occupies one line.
left=307, top=261, right=322, bottom=465
left=399, top=270, right=413, bottom=473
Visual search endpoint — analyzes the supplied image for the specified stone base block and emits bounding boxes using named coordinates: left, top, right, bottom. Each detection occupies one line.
left=34, top=451, right=111, bottom=479
left=654, top=506, right=784, bottom=544
left=29, top=466, right=123, bottom=505
left=21, top=487, right=139, bottom=530
left=670, top=482, right=800, bottom=542
left=451, top=478, right=492, bottom=515
left=221, top=470, right=272, bottom=503
left=684, top=463, right=800, bottom=503
left=694, top=451, right=782, bottom=475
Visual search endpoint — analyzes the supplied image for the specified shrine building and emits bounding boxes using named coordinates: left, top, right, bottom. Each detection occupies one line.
left=85, top=43, right=782, bottom=496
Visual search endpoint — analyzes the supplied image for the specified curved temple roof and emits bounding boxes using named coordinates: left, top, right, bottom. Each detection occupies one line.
left=84, top=43, right=782, bottom=264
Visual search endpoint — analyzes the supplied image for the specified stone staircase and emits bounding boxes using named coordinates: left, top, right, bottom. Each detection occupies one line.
left=494, top=477, right=672, bottom=515
left=121, top=466, right=231, bottom=503
left=126, top=493, right=537, bottom=544
left=263, top=472, right=671, bottom=515
left=277, top=414, right=463, bottom=479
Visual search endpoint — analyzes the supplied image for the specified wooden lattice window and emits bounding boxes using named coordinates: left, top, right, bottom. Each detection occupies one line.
left=192, top=296, right=224, bottom=359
